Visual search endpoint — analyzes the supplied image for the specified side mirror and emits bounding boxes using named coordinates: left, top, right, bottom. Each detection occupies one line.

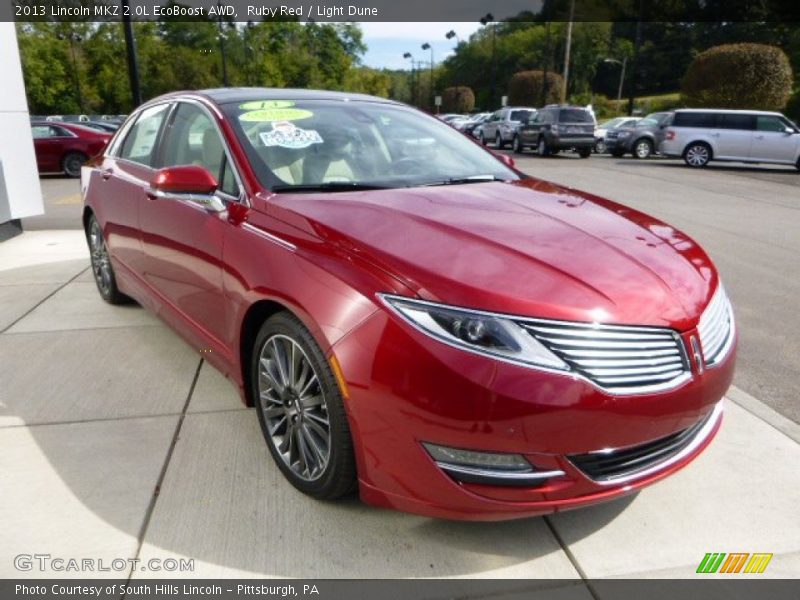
left=495, top=153, right=515, bottom=169
left=148, top=165, right=224, bottom=212
left=785, top=127, right=797, bottom=135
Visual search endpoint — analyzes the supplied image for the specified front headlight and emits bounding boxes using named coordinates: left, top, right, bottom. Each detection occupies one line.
left=618, top=131, right=631, bottom=138
left=379, top=294, right=568, bottom=371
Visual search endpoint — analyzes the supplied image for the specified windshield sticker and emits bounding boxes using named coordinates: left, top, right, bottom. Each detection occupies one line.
left=240, top=108, right=313, bottom=122
left=259, top=121, right=323, bottom=149
left=239, top=100, right=295, bottom=110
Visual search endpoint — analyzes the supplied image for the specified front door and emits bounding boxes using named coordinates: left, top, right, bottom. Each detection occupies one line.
left=750, top=115, right=800, bottom=163
left=138, top=101, right=243, bottom=351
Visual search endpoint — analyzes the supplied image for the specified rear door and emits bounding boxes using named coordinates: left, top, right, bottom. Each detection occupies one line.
left=98, top=102, right=172, bottom=275
left=712, top=113, right=755, bottom=160
left=750, top=115, right=800, bottom=163
left=31, top=125, right=59, bottom=171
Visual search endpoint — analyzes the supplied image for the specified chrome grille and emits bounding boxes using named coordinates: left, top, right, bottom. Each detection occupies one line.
left=697, top=286, right=734, bottom=366
left=519, top=319, right=689, bottom=394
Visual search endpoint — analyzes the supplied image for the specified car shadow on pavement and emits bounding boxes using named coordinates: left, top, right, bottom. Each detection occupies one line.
left=1, top=254, right=639, bottom=579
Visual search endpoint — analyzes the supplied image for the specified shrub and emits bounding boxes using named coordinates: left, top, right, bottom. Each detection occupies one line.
left=441, top=86, right=475, bottom=113
left=508, top=70, right=563, bottom=107
left=681, top=43, right=793, bottom=111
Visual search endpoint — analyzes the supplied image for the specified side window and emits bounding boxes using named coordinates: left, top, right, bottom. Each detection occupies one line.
left=161, top=102, right=240, bottom=197
left=119, top=104, right=170, bottom=167
left=218, top=159, right=240, bottom=197
left=718, top=114, right=755, bottom=130
left=31, top=126, right=51, bottom=139
left=756, top=116, right=788, bottom=132
left=674, top=112, right=715, bottom=128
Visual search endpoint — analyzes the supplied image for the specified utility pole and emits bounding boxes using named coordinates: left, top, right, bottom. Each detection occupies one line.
left=542, top=21, right=551, bottom=106
left=627, top=0, right=644, bottom=115
left=561, top=0, right=575, bottom=104
left=421, top=43, right=434, bottom=112
left=121, top=0, right=141, bottom=107
left=217, top=0, right=229, bottom=86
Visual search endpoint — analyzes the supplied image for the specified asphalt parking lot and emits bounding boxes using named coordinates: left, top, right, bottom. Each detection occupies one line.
left=25, top=154, right=800, bottom=423
left=2, top=158, right=798, bottom=583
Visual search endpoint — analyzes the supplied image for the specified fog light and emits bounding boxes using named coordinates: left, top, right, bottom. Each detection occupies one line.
left=422, top=442, right=566, bottom=488
left=423, top=442, right=530, bottom=471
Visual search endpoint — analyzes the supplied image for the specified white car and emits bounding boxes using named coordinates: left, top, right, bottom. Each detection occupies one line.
left=660, top=109, right=800, bottom=169
left=594, top=116, right=640, bottom=153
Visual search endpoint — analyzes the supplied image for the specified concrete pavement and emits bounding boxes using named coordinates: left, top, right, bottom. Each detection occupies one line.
left=1, top=230, right=798, bottom=583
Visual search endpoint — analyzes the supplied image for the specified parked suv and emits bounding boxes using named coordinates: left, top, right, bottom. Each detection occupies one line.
left=479, top=107, right=536, bottom=148
left=514, top=105, right=595, bottom=157
left=660, top=109, right=800, bottom=170
left=605, top=111, right=673, bottom=159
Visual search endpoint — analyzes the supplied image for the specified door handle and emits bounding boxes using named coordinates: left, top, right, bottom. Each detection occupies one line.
left=101, top=168, right=113, bottom=180
left=711, top=133, right=720, bottom=137
left=755, top=135, right=765, bottom=140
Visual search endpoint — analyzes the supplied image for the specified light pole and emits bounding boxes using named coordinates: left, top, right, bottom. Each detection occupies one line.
left=403, top=52, right=416, bottom=106
left=561, top=0, right=576, bottom=103
left=217, top=0, right=229, bottom=86
left=121, top=0, right=141, bottom=107
left=445, top=30, right=460, bottom=44
left=421, top=43, right=434, bottom=112
left=604, top=57, right=627, bottom=114
left=57, top=31, right=84, bottom=113
left=479, top=14, right=496, bottom=108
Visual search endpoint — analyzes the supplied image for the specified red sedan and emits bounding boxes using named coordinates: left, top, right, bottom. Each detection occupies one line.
left=82, top=89, right=736, bottom=520
left=31, top=121, right=112, bottom=177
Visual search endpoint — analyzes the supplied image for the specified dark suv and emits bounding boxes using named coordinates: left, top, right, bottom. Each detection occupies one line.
left=514, top=105, right=596, bottom=157
left=605, top=111, right=673, bottom=159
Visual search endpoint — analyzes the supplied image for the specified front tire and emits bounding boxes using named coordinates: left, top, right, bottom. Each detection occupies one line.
left=252, top=312, right=357, bottom=500
left=479, top=131, right=487, bottom=146
left=62, top=151, right=87, bottom=178
left=495, top=132, right=504, bottom=149
left=684, top=142, right=712, bottom=168
left=610, top=149, right=625, bottom=158
left=578, top=147, right=591, bottom=158
left=86, top=215, right=129, bottom=305
left=633, top=138, right=653, bottom=159
left=537, top=137, right=550, bottom=157
left=594, top=139, right=606, bottom=154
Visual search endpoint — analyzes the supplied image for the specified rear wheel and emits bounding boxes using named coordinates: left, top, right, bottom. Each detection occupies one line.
left=62, top=151, right=87, bottom=178
left=578, top=147, right=591, bottom=159
left=684, top=142, right=712, bottom=168
left=86, top=215, right=129, bottom=304
left=253, top=312, right=357, bottom=500
left=633, top=138, right=653, bottom=159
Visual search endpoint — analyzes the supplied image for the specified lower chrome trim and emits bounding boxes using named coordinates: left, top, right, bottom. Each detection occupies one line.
left=436, top=462, right=565, bottom=487
left=571, top=400, right=723, bottom=486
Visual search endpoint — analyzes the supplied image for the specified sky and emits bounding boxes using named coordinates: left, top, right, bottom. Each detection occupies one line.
left=358, top=23, right=483, bottom=70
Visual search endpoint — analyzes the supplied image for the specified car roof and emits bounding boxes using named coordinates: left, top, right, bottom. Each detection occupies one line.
left=674, top=108, right=783, bottom=117
left=150, top=87, right=404, bottom=107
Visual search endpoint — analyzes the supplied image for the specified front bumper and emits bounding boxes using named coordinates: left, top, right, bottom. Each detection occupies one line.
left=332, top=309, right=735, bottom=521
left=605, top=136, right=633, bottom=152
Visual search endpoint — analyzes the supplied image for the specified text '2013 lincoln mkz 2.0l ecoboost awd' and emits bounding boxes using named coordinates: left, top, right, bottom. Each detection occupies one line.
left=82, top=89, right=736, bottom=521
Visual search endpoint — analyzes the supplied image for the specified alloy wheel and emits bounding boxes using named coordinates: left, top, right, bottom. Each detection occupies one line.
left=63, top=153, right=85, bottom=177
left=634, top=140, right=652, bottom=159
left=89, top=219, right=113, bottom=297
left=685, top=144, right=710, bottom=167
left=257, top=334, right=331, bottom=482
left=537, top=138, right=547, bottom=156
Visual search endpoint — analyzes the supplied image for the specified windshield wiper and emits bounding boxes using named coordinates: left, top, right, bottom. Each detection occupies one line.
left=271, top=182, right=392, bottom=193
left=422, top=175, right=506, bottom=187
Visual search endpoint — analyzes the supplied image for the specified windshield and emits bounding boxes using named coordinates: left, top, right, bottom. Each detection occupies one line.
left=224, top=99, right=519, bottom=191
left=637, top=112, right=670, bottom=128
left=600, top=117, right=625, bottom=129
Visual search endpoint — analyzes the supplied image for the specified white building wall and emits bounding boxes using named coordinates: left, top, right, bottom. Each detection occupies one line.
left=0, top=22, right=44, bottom=226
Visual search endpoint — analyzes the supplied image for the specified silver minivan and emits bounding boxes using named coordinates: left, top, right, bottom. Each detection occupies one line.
left=660, top=109, right=800, bottom=170
left=478, top=107, right=537, bottom=149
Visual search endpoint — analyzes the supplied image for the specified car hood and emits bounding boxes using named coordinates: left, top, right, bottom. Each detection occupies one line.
left=270, top=179, right=717, bottom=330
